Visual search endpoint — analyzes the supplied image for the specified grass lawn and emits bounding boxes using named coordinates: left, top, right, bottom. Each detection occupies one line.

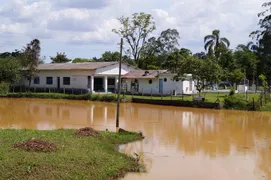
left=127, top=93, right=261, bottom=103
left=0, top=129, right=144, bottom=180
left=260, top=102, right=271, bottom=111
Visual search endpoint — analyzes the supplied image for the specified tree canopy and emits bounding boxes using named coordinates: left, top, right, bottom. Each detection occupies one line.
left=113, top=12, right=156, bottom=67
left=20, top=39, right=41, bottom=88
left=100, top=51, right=120, bottom=62
left=0, top=57, right=21, bottom=84
left=72, top=58, right=92, bottom=63
left=50, top=52, right=71, bottom=63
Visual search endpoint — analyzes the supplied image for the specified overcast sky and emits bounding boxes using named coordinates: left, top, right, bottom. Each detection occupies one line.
left=0, top=0, right=266, bottom=62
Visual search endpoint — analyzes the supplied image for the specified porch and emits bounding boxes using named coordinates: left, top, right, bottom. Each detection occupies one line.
left=89, top=76, right=119, bottom=93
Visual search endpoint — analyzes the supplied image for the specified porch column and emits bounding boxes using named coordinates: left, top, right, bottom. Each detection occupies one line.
left=91, top=76, right=94, bottom=93
left=115, top=76, right=119, bottom=92
left=104, top=76, right=108, bottom=93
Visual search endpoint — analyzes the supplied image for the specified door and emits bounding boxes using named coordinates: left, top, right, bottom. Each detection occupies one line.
left=87, top=76, right=91, bottom=89
left=159, top=79, right=163, bottom=94
left=57, top=77, right=60, bottom=89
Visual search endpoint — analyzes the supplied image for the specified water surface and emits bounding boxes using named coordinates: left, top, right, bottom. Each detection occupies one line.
left=0, top=98, right=271, bottom=180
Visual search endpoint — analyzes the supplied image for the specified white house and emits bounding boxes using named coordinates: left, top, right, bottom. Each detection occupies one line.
left=17, top=62, right=135, bottom=93
left=16, top=62, right=196, bottom=95
left=122, top=70, right=195, bottom=95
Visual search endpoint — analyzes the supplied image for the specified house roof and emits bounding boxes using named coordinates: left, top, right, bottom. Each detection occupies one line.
left=35, top=62, right=119, bottom=70
left=122, top=70, right=170, bottom=79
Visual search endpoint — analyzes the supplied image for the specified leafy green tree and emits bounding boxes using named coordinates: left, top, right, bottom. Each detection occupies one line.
left=50, top=52, right=71, bottom=63
left=175, top=56, right=222, bottom=96
left=157, top=29, right=180, bottom=55
left=250, top=1, right=271, bottom=82
left=179, top=48, right=192, bottom=58
left=193, top=52, right=206, bottom=59
left=163, top=50, right=184, bottom=73
left=259, top=74, right=269, bottom=92
left=0, top=50, right=21, bottom=58
left=112, top=12, right=156, bottom=67
left=20, top=39, right=41, bottom=89
left=204, top=29, right=230, bottom=58
left=229, top=69, right=244, bottom=88
left=72, top=58, right=92, bottom=63
left=234, top=45, right=258, bottom=83
left=0, top=57, right=21, bottom=83
left=141, top=29, right=180, bottom=69
left=218, top=49, right=238, bottom=81
left=100, top=51, right=120, bottom=61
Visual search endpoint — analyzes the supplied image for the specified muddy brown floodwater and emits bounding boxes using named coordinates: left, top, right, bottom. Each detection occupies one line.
left=0, top=98, right=271, bottom=180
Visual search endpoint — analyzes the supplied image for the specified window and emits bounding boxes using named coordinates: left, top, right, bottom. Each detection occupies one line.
left=131, top=79, right=139, bottom=92
left=34, top=77, right=40, bottom=84
left=164, top=78, right=167, bottom=82
left=149, top=80, right=152, bottom=84
left=63, top=77, right=70, bottom=85
left=46, top=77, right=53, bottom=85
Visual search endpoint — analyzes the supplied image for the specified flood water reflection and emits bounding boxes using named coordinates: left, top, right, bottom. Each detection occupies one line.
left=1, top=98, right=271, bottom=180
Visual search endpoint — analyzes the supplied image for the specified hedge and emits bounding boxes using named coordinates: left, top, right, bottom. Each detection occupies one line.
left=3, top=93, right=120, bottom=102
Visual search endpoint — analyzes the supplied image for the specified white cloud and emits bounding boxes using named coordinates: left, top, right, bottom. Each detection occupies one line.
left=52, top=0, right=114, bottom=9
left=0, top=0, right=267, bottom=59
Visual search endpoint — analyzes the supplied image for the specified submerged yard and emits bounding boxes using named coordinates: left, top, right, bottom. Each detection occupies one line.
left=0, top=129, right=143, bottom=180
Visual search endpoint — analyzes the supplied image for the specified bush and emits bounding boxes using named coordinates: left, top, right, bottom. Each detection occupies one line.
left=224, top=95, right=248, bottom=110
left=100, top=95, right=117, bottom=102
left=0, top=82, right=10, bottom=94
left=229, top=88, right=235, bottom=96
left=6, top=93, right=94, bottom=101
left=91, top=94, right=100, bottom=101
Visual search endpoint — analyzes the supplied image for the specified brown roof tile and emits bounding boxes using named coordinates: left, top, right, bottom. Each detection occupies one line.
left=122, top=70, right=168, bottom=79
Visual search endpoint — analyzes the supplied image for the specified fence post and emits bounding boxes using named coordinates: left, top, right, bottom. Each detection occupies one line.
left=151, top=89, right=152, bottom=100
left=64, top=88, right=66, bottom=94
left=161, top=93, right=162, bottom=100
left=171, top=91, right=173, bottom=100
left=182, top=90, right=184, bottom=101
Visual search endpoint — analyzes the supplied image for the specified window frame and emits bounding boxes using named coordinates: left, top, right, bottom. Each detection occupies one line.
left=46, top=77, right=53, bottom=85
left=34, top=76, right=40, bottom=84
left=63, top=77, right=71, bottom=85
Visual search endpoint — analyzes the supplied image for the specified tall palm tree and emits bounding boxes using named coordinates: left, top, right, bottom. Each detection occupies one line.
left=204, top=30, right=230, bottom=58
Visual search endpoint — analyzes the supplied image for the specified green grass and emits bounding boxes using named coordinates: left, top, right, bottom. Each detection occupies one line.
left=260, top=102, right=271, bottom=111
left=1, top=92, right=121, bottom=102
left=127, top=93, right=261, bottom=103
left=0, top=129, right=144, bottom=180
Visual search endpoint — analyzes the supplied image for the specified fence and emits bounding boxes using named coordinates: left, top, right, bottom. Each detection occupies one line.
left=9, top=86, right=89, bottom=95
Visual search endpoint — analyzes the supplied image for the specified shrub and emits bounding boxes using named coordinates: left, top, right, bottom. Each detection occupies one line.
left=0, top=82, right=10, bottom=94
left=100, top=95, right=117, bottom=102
left=224, top=95, right=248, bottom=110
left=91, top=94, right=100, bottom=101
left=229, top=88, right=235, bottom=96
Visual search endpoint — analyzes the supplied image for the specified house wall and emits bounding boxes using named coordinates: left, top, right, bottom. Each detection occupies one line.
left=16, top=63, right=135, bottom=91
left=22, top=70, right=94, bottom=90
left=125, top=75, right=196, bottom=95
left=95, top=64, right=134, bottom=76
